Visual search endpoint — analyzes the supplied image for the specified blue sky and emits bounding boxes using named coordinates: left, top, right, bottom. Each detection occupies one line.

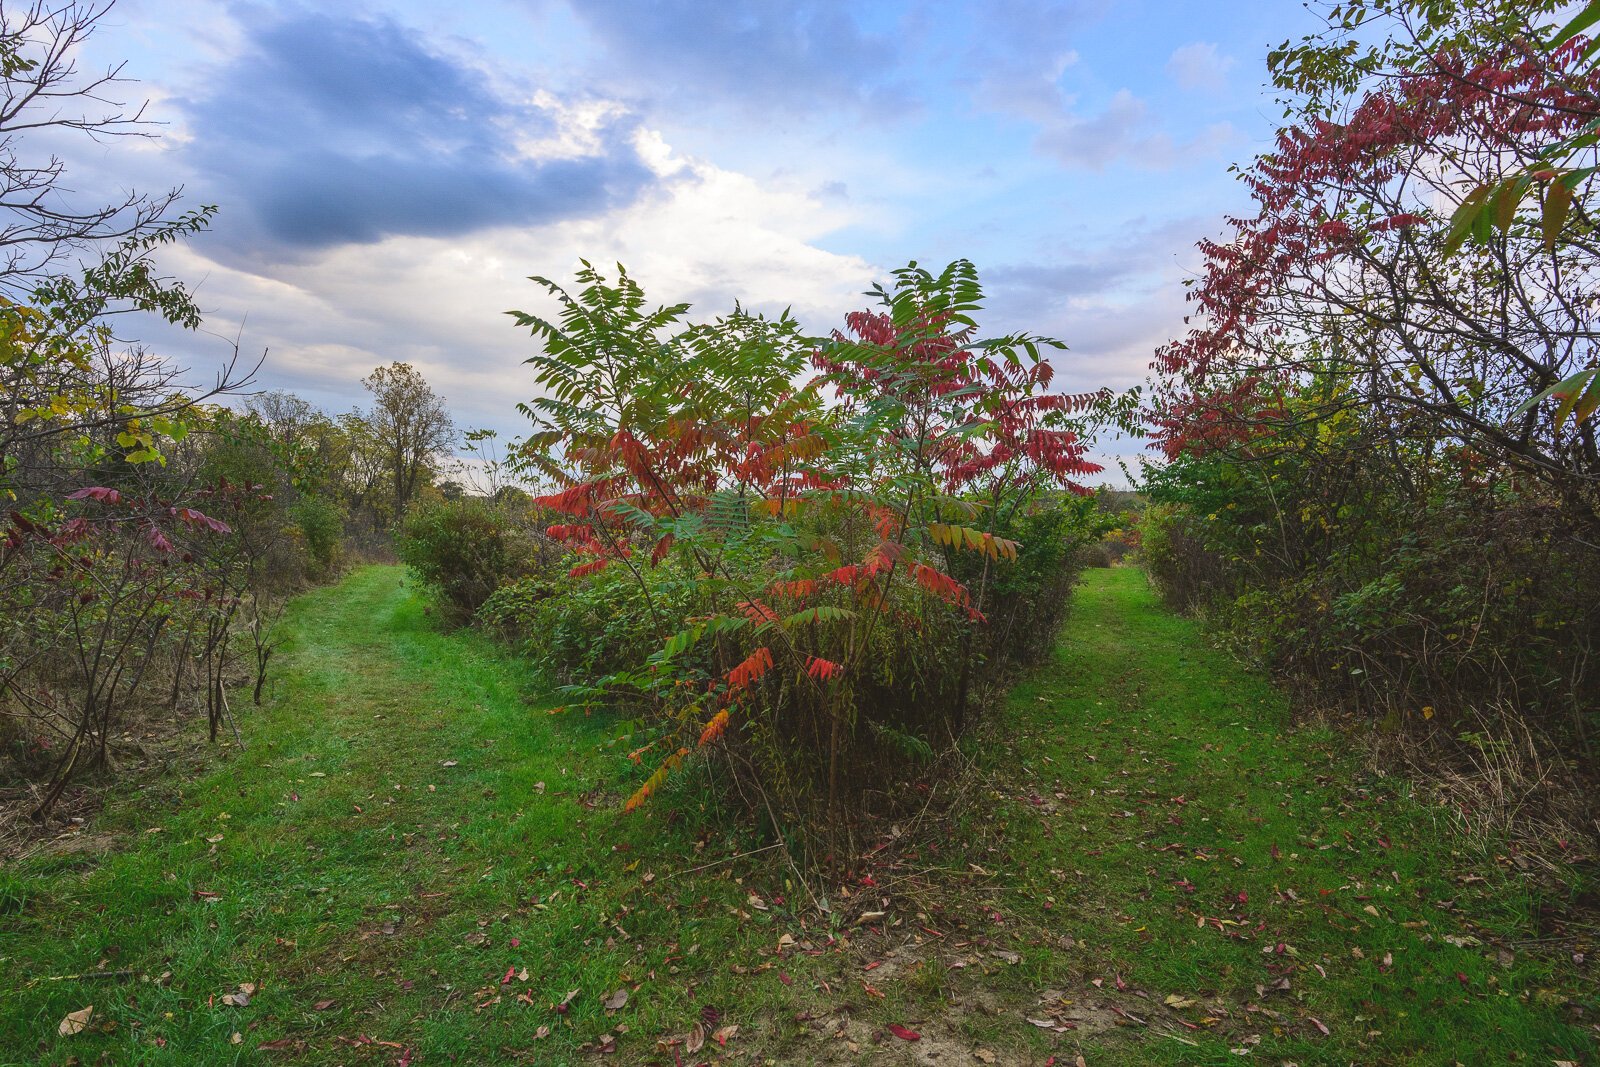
left=70, top=0, right=1324, bottom=478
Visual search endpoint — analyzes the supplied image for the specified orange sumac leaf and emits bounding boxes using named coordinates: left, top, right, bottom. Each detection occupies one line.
left=624, top=747, right=689, bottom=813
left=737, top=600, right=780, bottom=624
left=726, top=647, right=774, bottom=690
left=806, top=656, right=843, bottom=682
left=698, top=709, right=731, bottom=746
left=770, top=578, right=818, bottom=599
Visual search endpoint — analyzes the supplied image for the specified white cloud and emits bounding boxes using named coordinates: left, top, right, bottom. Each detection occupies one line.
left=146, top=124, right=879, bottom=439
left=1165, top=41, right=1236, bottom=92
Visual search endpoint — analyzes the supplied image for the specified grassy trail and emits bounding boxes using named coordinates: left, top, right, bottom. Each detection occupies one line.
left=984, top=568, right=1595, bottom=1064
left=0, top=566, right=1593, bottom=1065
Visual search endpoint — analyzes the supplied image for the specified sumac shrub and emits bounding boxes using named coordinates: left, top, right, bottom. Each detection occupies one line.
left=507, top=260, right=1108, bottom=848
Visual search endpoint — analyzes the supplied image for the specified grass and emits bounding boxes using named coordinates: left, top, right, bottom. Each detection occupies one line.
left=0, top=565, right=1593, bottom=1065
left=965, top=567, right=1597, bottom=1064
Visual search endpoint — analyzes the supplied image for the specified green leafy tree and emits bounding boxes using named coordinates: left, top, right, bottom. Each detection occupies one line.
left=360, top=362, right=455, bottom=525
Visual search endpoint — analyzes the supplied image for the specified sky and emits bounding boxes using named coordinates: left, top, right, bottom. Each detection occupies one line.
left=57, top=0, right=1328, bottom=482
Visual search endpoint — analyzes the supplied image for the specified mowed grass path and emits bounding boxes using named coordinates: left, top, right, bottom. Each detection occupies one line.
left=0, top=567, right=820, bottom=1065
left=980, top=568, right=1597, bottom=1064
left=1, top=565, right=1594, bottom=1065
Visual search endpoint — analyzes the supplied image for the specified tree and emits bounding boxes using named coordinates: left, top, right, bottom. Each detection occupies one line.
left=360, top=362, right=454, bottom=524
left=1152, top=0, right=1600, bottom=519
left=0, top=0, right=190, bottom=293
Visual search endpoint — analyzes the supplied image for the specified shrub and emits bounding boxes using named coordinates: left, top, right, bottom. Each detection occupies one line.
left=1142, top=392, right=1600, bottom=766
left=398, top=498, right=547, bottom=621
left=291, top=496, right=345, bottom=578
left=507, top=260, right=1108, bottom=847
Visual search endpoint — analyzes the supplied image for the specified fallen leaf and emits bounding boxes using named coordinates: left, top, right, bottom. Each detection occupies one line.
left=463, top=932, right=488, bottom=947
left=1164, top=994, right=1198, bottom=1009
left=604, top=988, right=629, bottom=1012
left=441, top=760, right=458, bottom=767
left=887, top=1023, right=921, bottom=1041
left=685, top=1023, right=706, bottom=1053
left=313, top=1000, right=337, bottom=1011
left=975, top=1050, right=997, bottom=1063
left=1309, top=1016, right=1331, bottom=1036
left=712, top=1024, right=738, bottom=1046
left=58, top=1006, right=94, bottom=1036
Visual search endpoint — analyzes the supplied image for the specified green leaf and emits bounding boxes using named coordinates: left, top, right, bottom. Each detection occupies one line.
left=1575, top=372, right=1600, bottom=427
left=1554, top=0, right=1600, bottom=47
left=1544, top=179, right=1573, bottom=250
left=779, top=605, right=856, bottom=629
left=1489, top=180, right=1521, bottom=232
left=1442, top=184, right=1493, bottom=256
left=1518, top=368, right=1600, bottom=430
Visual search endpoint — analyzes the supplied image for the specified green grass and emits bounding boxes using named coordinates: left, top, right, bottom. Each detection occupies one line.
left=968, top=567, right=1597, bottom=1064
left=0, top=565, right=1593, bottom=1065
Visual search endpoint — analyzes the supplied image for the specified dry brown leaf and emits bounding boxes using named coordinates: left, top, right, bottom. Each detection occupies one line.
left=685, top=1022, right=706, bottom=1053
left=57, top=1006, right=93, bottom=1036
left=604, top=988, right=629, bottom=1012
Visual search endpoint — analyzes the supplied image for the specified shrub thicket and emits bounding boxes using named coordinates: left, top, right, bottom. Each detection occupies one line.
left=1141, top=386, right=1600, bottom=812
left=481, top=260, right=1109, bottom=851
left=397, top=497, right=557, bottom=622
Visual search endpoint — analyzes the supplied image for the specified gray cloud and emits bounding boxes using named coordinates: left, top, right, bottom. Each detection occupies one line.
left=177, top=7, right=653, bottom=252
left=953, top=0, right=1107, bottom=121
left=1033, top=90, right=1237, bottom=170
left=562, top=1, right=915, bottom=115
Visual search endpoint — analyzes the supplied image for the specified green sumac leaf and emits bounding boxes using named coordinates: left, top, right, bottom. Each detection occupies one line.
left=1544, top=179, right=1573, bottom=251
left=780, top=605, right=856, bottom=629
left=1490, top=182, right=1520, bottom=231
left=1554, top=0, right=1600, bottom=46
left=1443, top=184, right=1493, bottom=256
